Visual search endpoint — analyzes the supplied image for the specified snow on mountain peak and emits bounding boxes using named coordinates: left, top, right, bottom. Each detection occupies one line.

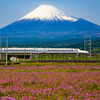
left=19, top=5, right=78, bottom=22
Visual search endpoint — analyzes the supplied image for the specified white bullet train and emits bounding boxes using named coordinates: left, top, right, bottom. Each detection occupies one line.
left=0, top=48, right=89, bottom=54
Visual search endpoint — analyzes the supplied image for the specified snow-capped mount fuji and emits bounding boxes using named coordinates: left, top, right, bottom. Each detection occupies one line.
left=19, top=5, right=78, bottom=21
left=0, top=4, right=100, bottom=42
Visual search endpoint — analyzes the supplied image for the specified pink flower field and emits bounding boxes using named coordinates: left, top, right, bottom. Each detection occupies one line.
left=0, top=66, right=100, bottom=100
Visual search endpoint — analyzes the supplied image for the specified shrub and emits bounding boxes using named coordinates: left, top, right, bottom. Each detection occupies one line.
left=35, top=63, right=39, bottom=66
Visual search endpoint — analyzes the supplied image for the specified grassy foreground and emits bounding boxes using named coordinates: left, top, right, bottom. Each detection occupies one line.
left=0, top=63, right=100, bottom=99
left=10, top=62, right=100, bottom=67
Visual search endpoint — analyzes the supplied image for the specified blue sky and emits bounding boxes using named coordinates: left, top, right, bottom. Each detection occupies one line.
left=0, top=0, right=100, bottom=29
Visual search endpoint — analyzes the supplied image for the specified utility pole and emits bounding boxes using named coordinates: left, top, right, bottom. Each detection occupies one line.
left=90, top=35, right=91, bottom=57
left=84, top=36, right=86, bottom=51
left=24, top=45, right=25, bottom=63
left=84, top=35, right=92, bottom=58
left=0, top=36, right=1, bottom=59
left=6, top=36, right=8, bottom=65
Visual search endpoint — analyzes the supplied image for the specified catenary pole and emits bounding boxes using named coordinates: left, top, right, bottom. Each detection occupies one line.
left=84, top=36, right=86, bottom=51
left=6, top=36, right=8, bottom=65
left=0, top=36, right=1, bottom=59
left=90, top=35, right=91, bottom=57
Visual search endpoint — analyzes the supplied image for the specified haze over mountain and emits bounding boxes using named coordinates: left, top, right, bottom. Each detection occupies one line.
left=0, top=5, right=100, bottom=42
